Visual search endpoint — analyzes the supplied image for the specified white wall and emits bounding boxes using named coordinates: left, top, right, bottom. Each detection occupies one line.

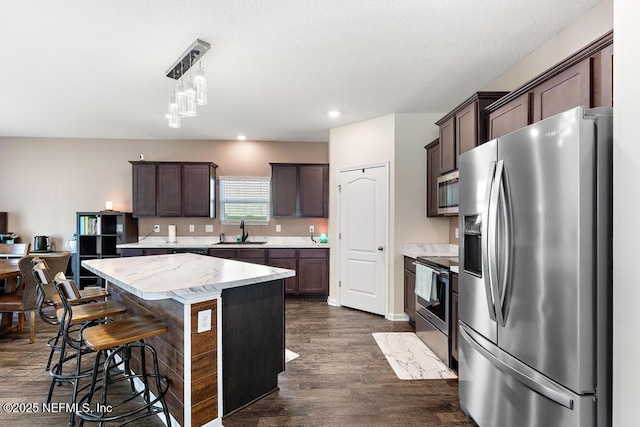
left=613, top=0, right=640, bottom=424
left=484, top=0, right=613, bottom=91
left=328, top=113, right=449, bottom=316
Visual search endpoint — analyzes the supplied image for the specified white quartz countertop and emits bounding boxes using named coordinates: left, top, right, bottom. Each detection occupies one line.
left=82, top=253, right=296, bottom=301
left=401, top=243, right=459, bottom=259
left=117, top=236, right=330, bottom=249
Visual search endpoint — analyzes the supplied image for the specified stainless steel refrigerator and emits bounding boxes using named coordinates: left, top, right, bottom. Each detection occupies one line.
left=458, top=106, right=613, bottom=427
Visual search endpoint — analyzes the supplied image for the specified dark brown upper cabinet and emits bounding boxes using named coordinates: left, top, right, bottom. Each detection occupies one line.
left=487, top=31, right=612, bottom=140
left=425, top=139, right=440, bottom=218
left=130, top=161, right=217, bottom=218
left=270, top=163, right=328, bottom=218
left=436, top=92, right=508, bottom=174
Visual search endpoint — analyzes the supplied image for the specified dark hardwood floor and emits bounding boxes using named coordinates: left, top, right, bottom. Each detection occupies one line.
left=0, top=299, right=472, bottom=426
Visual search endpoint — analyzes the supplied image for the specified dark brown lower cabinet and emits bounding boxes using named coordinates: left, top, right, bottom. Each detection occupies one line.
left=403, top=257, right=416, bottom=322
left=267, top=248, right=329, bottom=296
left=451, top=272, right=459, bottom=362
left=121, top=248, right=169, bottom=257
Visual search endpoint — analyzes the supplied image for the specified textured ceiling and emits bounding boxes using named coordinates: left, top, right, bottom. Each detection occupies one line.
left=0, top=0, right=600, bottom=142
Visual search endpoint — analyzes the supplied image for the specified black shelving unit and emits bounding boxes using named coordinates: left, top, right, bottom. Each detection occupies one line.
left=74, top=211, right=138, bottom=289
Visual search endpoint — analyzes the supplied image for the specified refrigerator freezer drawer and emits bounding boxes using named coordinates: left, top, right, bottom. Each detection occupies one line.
left=458, top=323, right=595, bottom=427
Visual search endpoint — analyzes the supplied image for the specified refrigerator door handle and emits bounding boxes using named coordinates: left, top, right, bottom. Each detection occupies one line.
left=459, top=324, right=574, bottom=410
left=481, top=161, right=497, bottom=321
left=497, top=163, right=514, bottom=325
left=488, top=160, right=504, bottom=326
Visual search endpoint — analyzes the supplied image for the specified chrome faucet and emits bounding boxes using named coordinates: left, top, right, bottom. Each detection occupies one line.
left=240, top=219, right=249, bottom=242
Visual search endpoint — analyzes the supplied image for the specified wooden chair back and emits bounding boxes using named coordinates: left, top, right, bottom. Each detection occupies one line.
left=0, top=243, right=31, bottom=258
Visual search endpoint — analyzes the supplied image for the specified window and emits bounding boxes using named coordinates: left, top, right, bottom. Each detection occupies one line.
left=219, top=177, right=270, bottom=224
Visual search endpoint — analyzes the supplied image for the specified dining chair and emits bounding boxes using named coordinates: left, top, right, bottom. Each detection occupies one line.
left=0, top=243, right=30, bottom=293
left=0, top=253, right=37, bottom=343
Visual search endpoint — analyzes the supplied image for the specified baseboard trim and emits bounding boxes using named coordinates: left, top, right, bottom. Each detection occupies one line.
left=327, top=297, right=340, bottom=307
left=386, top=312, right=410, bottom=321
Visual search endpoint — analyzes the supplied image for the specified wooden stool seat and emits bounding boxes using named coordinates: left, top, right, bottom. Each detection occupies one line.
left=51, top=287, right=110, bottom=306
left=82, top=315, right=168, bottom=351
left=56, top=299, right=126, bottom=324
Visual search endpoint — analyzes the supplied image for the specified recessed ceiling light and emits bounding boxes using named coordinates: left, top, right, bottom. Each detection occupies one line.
left=328, top=110, right=341, bottom=118
left=237, top=135, right=247, bottom=140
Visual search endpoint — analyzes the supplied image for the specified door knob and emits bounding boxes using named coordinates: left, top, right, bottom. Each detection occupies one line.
left=377, top=246, right=384, bottom=251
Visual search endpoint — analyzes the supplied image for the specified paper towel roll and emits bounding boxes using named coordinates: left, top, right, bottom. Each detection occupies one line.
left=168, top=224, right=177, bottom=243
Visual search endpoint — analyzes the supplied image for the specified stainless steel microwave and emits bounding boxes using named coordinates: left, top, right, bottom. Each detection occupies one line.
left=437, top=170, right=459, bottom=215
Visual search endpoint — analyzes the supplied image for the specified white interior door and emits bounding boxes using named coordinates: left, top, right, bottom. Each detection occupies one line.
left=339, top=165, right=387, bottom=316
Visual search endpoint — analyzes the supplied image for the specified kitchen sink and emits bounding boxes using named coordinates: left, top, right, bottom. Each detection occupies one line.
left=215, top=241, right=267, bottom=245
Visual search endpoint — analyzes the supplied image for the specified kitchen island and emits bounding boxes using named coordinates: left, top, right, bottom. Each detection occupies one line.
left=82, top=253, right=295, bottom=427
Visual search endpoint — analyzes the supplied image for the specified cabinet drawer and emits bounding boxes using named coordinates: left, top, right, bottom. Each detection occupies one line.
left=268, top=249, right=297, bottom=259
left=404, top=256, right=416, bottom=273
left=208, top=249, right=237, bottom=259
left=236, top=249, right=266, bottom=259
left=452, top=272, right=459, bottom=294
left=121, top=249, right=143, bottom=257
left=298, top=248, right=328, bottom=259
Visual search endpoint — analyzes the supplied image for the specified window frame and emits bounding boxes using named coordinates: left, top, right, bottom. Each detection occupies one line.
left=218, top=176, right=271, bottom=225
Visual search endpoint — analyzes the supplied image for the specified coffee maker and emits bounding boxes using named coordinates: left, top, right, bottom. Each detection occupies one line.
left=33, top=235, right=51, bottom=252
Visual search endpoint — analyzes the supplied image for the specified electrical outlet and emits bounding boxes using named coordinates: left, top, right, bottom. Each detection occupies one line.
left=153, top=225, right=160, bottom=233
left=309, top=225, right=314, bottom=233
left=197, top=309, right=212, bottom=333
left=205, top=224, right=214, bottom=232
left=276, top=224, right=281, bottom=233
left=455, top=228, right=459, bottom=239
left=189, top=224, right=195, bottom=232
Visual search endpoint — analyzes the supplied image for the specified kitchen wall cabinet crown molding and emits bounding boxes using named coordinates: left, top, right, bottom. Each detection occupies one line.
left=486, top=30, right=613, bottom=139
left=130, top=161, right=218, bottom=218
left=270, top=163, right=329, bottom=218
left=435, top=92, right=509, bottom=174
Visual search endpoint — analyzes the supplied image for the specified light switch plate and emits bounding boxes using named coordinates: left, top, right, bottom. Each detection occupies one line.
left=205, top=224, right=214, bottom=232
left=189, top=224, right=195, bottom=232
left=276, top=224, right=281, bottom=233
left=455, top=227, right=459, bottom=239
left=198, top=309, right=212, bottom=333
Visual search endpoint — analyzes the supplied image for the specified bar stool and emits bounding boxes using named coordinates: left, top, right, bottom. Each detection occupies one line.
left=51, top=272, right=127, bottom=425
left=31, top=258, right=110, bottom=371
left=76, top=315, right=171, bottom=426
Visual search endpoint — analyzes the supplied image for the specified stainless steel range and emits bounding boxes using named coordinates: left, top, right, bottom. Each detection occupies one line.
left=414, top=256, right=458, bottom=367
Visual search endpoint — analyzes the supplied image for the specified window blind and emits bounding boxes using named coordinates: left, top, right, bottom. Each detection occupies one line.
left=219, top=177, right=270, bottom=223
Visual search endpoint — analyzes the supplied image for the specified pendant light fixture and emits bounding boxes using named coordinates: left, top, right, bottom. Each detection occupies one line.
left=165, top=39, right=210, bottom=128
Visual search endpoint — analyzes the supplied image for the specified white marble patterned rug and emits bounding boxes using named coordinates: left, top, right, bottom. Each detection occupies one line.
left=372, top=332, right=457, bottom=380
left=285, top=349, right=299, bottom=363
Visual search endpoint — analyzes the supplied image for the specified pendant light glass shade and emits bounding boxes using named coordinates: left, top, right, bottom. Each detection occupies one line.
left=177, top=81, right=187, bottom=117
left=185, top=79, right=197, bottom=117
left=168, top=95, right=181, bottom=128
left=195, top=64, right=207, bottom=105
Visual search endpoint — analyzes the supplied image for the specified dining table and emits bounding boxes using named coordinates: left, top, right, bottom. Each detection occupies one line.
left=0, top=258, right=22, bottom=330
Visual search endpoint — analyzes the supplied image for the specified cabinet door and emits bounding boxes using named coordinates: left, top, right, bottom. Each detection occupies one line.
left=268, top=258, right=297, bottom=294
left=426, top=142, right=440, bottom=217
left=404, top=268, right=416, bottom=321
left=132, top=164, right=157, bottom=217
left=299, top=165, right=328, bottom=217
left=456, top=102, right=478, bottom=156
left=208, top=249, right=237, bottom=259
left=271, top=165, right=297, bottom=217
left=183, top=164, right=212, bottom=217
left=439, top=117, right=456, bottom=173
left=532, top=58, right=592, bottom=122
left=488, top=93, right=531, bottom=139
left=298, top=258, right=328, bottom=295
left=594, top=44, right=613, bottom=108
left=157, top=164, right=182, bottom=216
left=451, top=291, right=459, bottom=361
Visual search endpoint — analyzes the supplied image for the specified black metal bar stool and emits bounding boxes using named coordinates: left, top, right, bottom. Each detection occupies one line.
left=76, top=315, right=171, bottom=426
left=51, top=272, right=127, bottom=425
left=31, top=257, right=110, bottom=371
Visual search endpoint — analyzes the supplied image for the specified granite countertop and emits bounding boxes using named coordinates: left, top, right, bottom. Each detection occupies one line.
left=82, top=253, right=296, bottom=301
left=117, top=236, right=331, bottom=249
